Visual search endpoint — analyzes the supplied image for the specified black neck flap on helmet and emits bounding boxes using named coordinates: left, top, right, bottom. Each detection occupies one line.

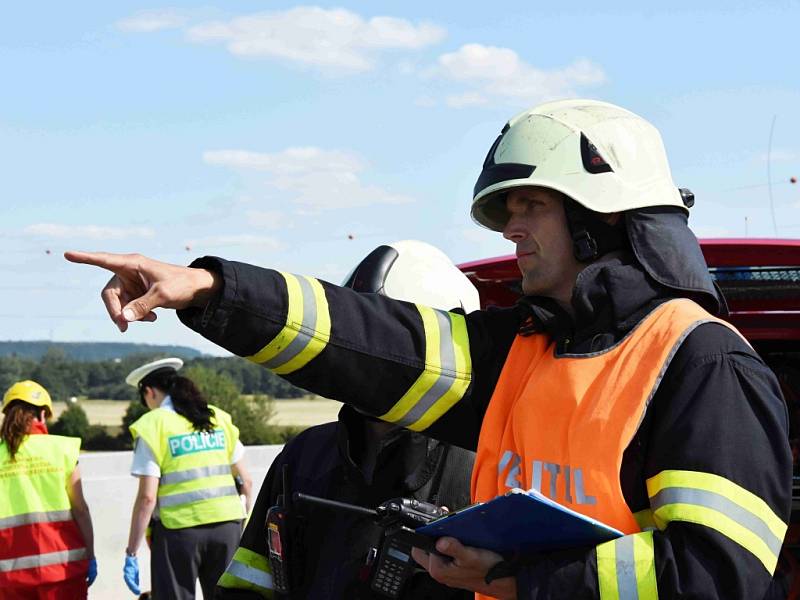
left=626, top=206, right=726, bottom=315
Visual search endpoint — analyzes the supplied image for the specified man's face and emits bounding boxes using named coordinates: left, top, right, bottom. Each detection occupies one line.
left=502, top=187, right=584, bottom=304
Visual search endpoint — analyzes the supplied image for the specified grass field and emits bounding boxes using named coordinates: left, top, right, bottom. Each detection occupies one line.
left=52, top=397, right=342, bottom=430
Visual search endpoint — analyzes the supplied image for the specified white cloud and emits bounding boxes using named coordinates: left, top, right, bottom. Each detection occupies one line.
left=204, top=147, right=363, bottom=174
left=24, top=223, right=155, bottom=240
left=116, top=10, right=187, bottom=33
left=204, top=147, right=414, bottom=211
left=186, top=7, right=445, bottom=72
left=445, top=92, right=489, bottom=108
left=245, top=209, right=292, bottom=230
left=755, top=149, right=799, bottom=163
left=185, top=234, right=282, bottom=250
left=414, top=95, right=437, bottom=107
left=434, top=44, right=606, bottom=108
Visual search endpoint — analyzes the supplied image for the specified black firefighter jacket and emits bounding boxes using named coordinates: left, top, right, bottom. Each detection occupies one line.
left=180, top=251, right=792, bottom=600
left=216, top=405, right=475, bottom=599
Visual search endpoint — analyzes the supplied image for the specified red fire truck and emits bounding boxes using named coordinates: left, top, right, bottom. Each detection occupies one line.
left=458, top=238, right=800, bottom=598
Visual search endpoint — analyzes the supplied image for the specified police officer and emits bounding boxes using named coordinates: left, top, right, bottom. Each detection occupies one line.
left=67, top=98, right=792, bottom=599
left=216, top=240, right=478, bottom=599
left=122, top=358, right=252, bottom=599
left=0, top=380, right=96, bottom=599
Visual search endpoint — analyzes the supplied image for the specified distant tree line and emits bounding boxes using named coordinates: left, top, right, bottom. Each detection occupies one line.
left=0, top=340, right=202, bottom=362
left=48, top=364, right=304, bottom=449
left=0, top=347, right=305, bottom=402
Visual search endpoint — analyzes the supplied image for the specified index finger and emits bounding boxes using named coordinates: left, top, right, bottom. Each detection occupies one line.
left=64, top=250, right=130, bottom=272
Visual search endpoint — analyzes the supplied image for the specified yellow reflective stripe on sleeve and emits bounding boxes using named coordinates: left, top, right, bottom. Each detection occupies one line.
left=633, top=508, right=657, bottom=532
left=647, top=469, right=787, bottom=573
left=217, top=547, right=273, bottom=597
left=247, top=272, right=331, bottom=375
left=380, top=306, right=471, bottom=432
left=633, top=533, right=658, bottom=600
left=596, top=537, right=619, bottom=600
left=597, top=532, right=657, bottom=600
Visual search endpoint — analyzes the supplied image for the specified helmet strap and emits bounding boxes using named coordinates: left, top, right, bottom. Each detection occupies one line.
left=562, top=198, right=627, bottom=263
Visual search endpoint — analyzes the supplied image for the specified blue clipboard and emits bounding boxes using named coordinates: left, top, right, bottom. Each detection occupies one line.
left=416, top=488, right=623, bottom=554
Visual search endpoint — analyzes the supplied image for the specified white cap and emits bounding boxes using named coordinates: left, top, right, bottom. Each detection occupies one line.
left=125, top=357, right=184, bottom=387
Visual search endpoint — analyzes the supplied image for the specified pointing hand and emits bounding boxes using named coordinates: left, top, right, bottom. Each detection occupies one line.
left=64, top=251, right=220, bottom=332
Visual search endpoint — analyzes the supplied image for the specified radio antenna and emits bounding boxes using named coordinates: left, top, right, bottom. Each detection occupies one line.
left=767, top=115, right=778, bottom=236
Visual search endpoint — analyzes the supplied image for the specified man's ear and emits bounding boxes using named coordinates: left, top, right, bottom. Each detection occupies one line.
left=38, top=408, right=46, bottom=422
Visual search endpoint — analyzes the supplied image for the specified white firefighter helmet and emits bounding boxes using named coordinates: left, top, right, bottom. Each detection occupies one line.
left=471, top=98, right=687, bottom=231
left=343, top=240, right=480, bottom=313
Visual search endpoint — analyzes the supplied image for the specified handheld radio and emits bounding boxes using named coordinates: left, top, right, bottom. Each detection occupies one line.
left=265, top=465, right=292, bottom=595
left=294, top=493, right=446, bottom=598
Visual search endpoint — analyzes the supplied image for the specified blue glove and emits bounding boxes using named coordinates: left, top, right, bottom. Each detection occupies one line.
left=86, top=557, right=98, bottom=586
left=123, top=555, right=140, bottom=595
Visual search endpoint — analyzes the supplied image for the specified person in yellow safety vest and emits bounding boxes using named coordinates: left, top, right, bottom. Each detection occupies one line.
left=66, top=98, right=792, bottom=599
left=122, top=358, right=253, bottom=600
left=0, top=380, right=96, bottom=600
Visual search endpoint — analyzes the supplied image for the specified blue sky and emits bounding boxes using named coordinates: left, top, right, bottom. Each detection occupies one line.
left=2, top=1, right=798, bottom=355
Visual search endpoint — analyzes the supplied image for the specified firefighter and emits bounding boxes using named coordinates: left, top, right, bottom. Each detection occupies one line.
left=121, top=358, right=252, bottom=600
left=67, top=98, right=791, bottom=599
left=0, top=380, right=96, bottom=599
left=216, top=240, right=478, bottom=599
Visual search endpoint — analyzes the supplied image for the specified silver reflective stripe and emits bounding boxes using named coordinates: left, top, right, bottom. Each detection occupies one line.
left=0, top=548, right=87, bottom=573
left=0, top=510, right=72, bottom=530
left=160, top=464, right=232, bottom=486
left=651, top=486, right=783, bottom=557
left=159, top=485, right=239, bottom=508
left=227, top=559, right=274, bottom=590
left=614, top=536, right=639, bottom=600
left=395, top=310, right=457, bottom=427
left=262, top=275, right=317, bottom=369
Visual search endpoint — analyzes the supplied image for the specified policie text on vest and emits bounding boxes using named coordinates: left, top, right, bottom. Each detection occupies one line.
left=168, top=430, right=227, bottom=457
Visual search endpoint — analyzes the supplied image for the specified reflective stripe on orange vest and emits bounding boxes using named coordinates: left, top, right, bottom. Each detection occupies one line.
left=471, top=300, right=736, bottom=600
left=0, top=548, right=88, bottom=573
left=0, top=509, right=73, bottom=529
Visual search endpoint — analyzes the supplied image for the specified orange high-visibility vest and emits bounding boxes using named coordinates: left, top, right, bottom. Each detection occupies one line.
left=471, top=300, right=737, bottom=594
left=0, top=434, right=88, bottom=588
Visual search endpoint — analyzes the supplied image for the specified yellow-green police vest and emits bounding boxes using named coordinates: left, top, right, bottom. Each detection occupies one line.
left=130, top=404, right=245, bottom=529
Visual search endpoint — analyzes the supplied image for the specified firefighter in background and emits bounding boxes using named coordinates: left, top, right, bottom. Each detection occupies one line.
left=216, top=240, right=478, bottom=599
left=0, top=380, right=96, bottom=600
left=67, top=98, right=792, bottom=599
left=122, top=358, right=253, bottom=600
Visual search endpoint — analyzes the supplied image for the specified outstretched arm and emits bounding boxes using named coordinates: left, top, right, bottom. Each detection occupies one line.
left=63, top=251, right=220, bottom=332
left=65, top=252, right=520, bottom=449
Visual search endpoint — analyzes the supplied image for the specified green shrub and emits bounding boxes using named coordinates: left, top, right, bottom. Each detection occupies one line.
left=83, top=425, right=124, bottom=451
left=50, top=403, right=89, bottom=438
left=184, top=366, right=277, bottom=445
left=114, top=400, right=148, bottom=449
